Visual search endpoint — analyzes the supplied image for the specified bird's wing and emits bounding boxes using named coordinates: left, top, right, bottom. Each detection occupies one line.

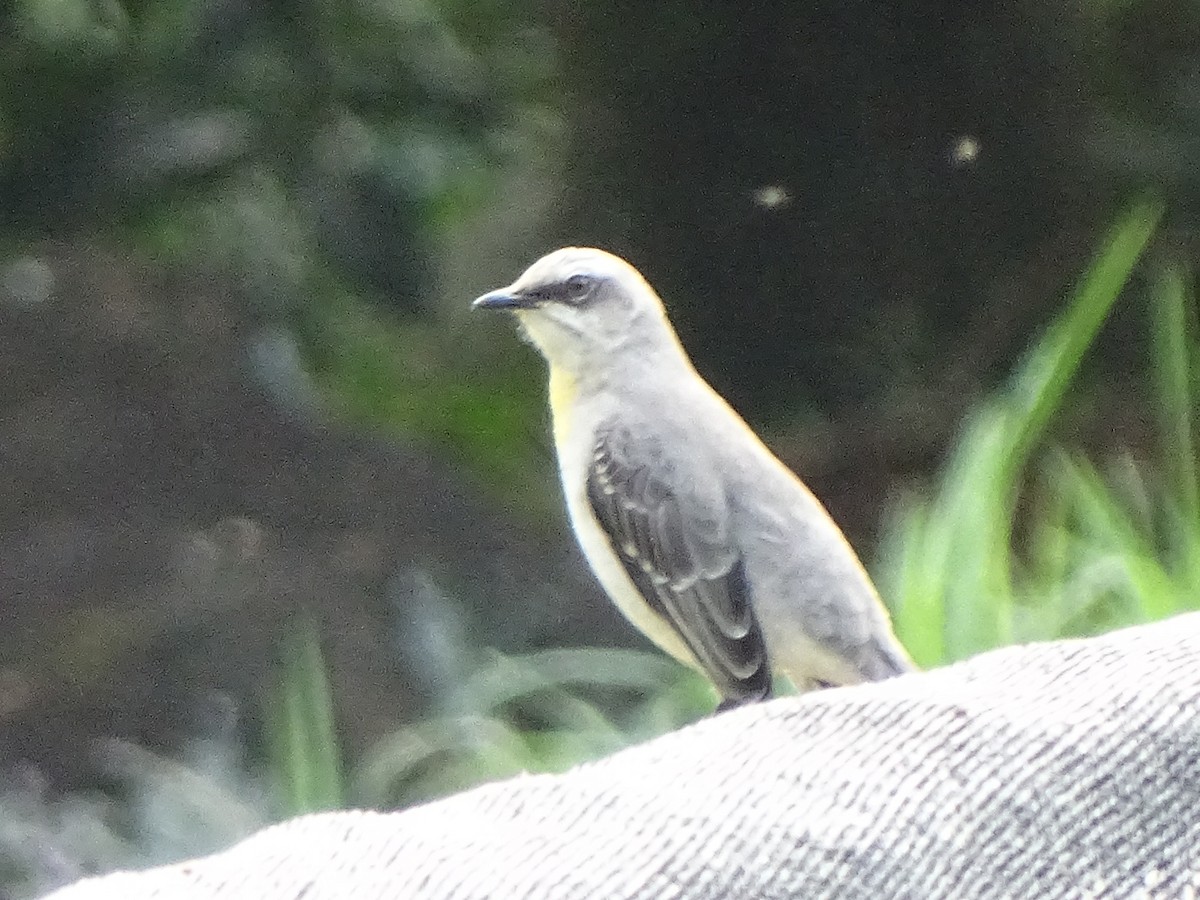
left=586, top=423, right=771, bottom=705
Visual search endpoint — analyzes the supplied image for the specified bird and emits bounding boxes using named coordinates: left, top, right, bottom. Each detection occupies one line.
left=473, top=247, right=914, bottom=709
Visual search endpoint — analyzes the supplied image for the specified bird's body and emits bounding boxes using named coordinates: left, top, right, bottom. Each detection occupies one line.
left=475, top=247, right=913, bottom=706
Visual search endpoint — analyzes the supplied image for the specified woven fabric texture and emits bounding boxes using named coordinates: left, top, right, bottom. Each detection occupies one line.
left=47, top=613, right=1200, bottom=899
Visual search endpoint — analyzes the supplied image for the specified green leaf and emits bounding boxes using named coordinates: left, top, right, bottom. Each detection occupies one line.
left=266, top=620, right=345, bottom=816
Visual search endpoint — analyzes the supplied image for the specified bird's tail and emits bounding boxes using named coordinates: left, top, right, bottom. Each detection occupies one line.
left=866, top=636, right=918, bottom=680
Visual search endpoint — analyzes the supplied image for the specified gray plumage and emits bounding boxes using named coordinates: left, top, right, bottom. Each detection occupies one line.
left=474, top=247, right=913, bottom=705
left=588, top=421, right=771, bottom=702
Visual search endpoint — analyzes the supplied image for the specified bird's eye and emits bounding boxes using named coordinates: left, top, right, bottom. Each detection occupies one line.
left=564, top=274, right=592, bottom=301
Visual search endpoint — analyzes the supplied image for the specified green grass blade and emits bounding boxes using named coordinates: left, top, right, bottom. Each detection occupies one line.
left=267, top=620, right=345, bottom=816
left=1004, top=195, right=1164, bottom=475
left=880, top=496, right=947, bottom=665
left=1150, top=261, right=1199, bottom=543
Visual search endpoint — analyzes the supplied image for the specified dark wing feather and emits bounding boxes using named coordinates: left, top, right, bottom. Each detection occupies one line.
left=587, top=428, right=771, bottom=705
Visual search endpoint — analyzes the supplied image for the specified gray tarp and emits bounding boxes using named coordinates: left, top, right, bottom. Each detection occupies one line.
left=46, top=614, right=1200, bottom=899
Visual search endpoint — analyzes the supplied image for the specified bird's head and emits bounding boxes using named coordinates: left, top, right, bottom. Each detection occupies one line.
left=473, top=247, right=682, bottom=373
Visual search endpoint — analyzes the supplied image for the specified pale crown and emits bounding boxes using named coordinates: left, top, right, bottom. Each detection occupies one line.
left=474, top=247, right=683, bottom=373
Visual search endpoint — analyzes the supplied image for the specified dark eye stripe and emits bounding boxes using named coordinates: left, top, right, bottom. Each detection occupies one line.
left=526, top=275, right=598, bottom=305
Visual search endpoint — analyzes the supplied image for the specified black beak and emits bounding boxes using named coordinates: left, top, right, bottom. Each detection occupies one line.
left=472, top=289, right=536, bottom=311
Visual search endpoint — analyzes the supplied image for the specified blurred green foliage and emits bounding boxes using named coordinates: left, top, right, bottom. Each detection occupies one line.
left=2, top=0, right=543, bottom=236
left=350, top=647, right=712, bottom=809
left=298, top=285, right=555, bottom=516
left=2, top=0, right=564, bottom=515
left=881, top=197, right=1200, bottom=664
